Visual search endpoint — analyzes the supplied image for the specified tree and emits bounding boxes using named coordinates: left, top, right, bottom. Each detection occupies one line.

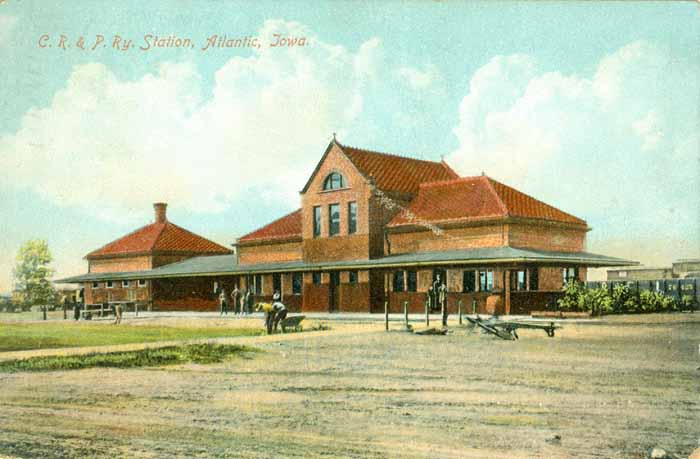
left=13, top=240, right=55, bottom=310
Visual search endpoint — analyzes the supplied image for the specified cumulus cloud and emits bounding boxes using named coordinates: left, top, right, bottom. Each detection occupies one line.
left=446, top=41, right=699, bottom=245
left=0, top=15, right=18, bottom=46
left=0, top=20, right=383, bottom=220
left=396, top=63, right=441, bottom=91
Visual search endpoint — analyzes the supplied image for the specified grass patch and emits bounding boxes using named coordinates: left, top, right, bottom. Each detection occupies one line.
left=0, top=323, right=264, bottom=352
left=0, top=343, right=258, bottom=373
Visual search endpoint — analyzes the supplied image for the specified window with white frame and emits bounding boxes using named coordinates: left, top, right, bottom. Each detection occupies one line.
left=478, top=269, right=493, bottom=292
left=138, top=279, right=147, bottom=287
left=92, top=281, right=100, bottom=289
left=323, top=172, right=345, bottom=190
left=122, top=280, right=130, bottom=288
left=106, top=280, right=114, bottom=289
left=562, top=267, right=579, bottom=285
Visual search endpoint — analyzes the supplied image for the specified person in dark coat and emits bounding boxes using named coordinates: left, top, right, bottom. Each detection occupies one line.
left=73, top=288, right=83, bottom=320
left=231, top=286, right=241, bottom=315
left=219, top=288, right=228, bottom=316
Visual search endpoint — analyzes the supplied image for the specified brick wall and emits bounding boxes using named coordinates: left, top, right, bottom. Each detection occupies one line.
left=85, top=280, right=150, bottom=304
left=387, top=224, right=506, bottom=255
left=303, top=234, right=370, bottom=262
left=239, top=240, right=303, bottom=265
left=338, top=283, right=370, bottom=312
left=303, top=284, right=330, bottom=312
left=539, top=267, right=564, bottom=290
left=301, top=145, right=370, bottom=232
left=89, top=256, right=152, bottom=273
left=507, top=223, right=586, bottom=253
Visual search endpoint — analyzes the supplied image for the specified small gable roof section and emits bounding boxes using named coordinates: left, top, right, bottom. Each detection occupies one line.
left=341, top=144, right=458, bottom=194
left=86, top=222, right=232, bottom=259
left=237, top=209, right=302, bottom=244
left=300, top=140, right=458, bottom=195
left=388, top=176, right=586, bottom=228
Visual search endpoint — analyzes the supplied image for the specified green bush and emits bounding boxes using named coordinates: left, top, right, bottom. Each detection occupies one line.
left=558, top=282, right=681, bottom=315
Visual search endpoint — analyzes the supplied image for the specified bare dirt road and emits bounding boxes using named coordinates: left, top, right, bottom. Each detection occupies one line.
left=0, top=314, right=698, bottom=458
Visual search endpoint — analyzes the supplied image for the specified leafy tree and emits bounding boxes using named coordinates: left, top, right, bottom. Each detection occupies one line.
left=13, top=240, right=55, bottom=308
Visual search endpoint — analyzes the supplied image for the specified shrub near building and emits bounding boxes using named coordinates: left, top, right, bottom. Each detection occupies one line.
left=557, top=282, right=687, bottom=315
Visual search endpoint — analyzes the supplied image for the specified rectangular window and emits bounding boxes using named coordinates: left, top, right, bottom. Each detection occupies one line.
left=273, top=273, right=282, bottom=294
left=254, top=274, right=263, bottom=295
left=92, top=281, right=100, bottom=289
left=106, top=280, right=114, bottom=289
left=478, top=270, right=493, bottom=292
left=138, top=279, right=147, bottom=287
left=313, top=206, right=321, bottom=238
left=348, top=202, right=357, bottom=234
left=348, top=271, right=358, bottom=284
left=513, top=270, right=526, bottom=291
left=528, top=269, right=539, bottom=291
left=292, top=272, right=303, bottom=295
left=393, top=270, right=405, bottom=292
left=462, top=270, right=476, bottom=293
left=329, top=203, right=340, bottom=236
left=312, top=272, right=322, bottom=285
left=563, top=267, right=579, bottom=285
left=122, top=280, right=130, bottom=288
left=407, top=270, right=417, bottom=292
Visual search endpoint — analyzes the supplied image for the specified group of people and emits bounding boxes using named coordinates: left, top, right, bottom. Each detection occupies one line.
left=217, top=286, right=254, bottom=316
left=216, top=285, right=288, bottom=334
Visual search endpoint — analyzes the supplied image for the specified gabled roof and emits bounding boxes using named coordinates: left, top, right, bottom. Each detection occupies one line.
left=237, top=209, right=302, bottom=244
left=340, top=144, right=458, bottom=194
left=388, top=175, right=586, bottom=227
left=300, top=139, right=458, bottom=195
left=86, top=221, right=232, bottom=259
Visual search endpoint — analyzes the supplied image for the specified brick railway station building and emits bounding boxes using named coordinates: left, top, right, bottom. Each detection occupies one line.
left=58, top=139, right=633, bottom=315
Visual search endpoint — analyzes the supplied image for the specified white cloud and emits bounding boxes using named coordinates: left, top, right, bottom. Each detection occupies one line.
left=396, top=63, right=441, bottom=91
left=447, top=40, right=699, bottom=245
left=0, top=20, right=383, bottom=221
left=632, top=110, right=663, bottom=151
left=0, top=15, right=18, bottom=46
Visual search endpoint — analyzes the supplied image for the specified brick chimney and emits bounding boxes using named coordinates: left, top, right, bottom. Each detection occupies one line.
left=154, top=202, right=168, bottom=223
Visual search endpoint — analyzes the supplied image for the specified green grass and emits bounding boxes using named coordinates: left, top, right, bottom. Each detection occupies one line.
left=0, top=323, right=264, bottom=352
left=0, top=343, right=258, bottom=373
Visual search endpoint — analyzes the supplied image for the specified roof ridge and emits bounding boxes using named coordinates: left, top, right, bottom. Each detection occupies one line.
left=417, top=175, right=485, bottom=188
left=486, top=177, right=584, bottom=223
left=482, top=176, right=510, bottom=216
left=339, top=142, right=446, bottom=166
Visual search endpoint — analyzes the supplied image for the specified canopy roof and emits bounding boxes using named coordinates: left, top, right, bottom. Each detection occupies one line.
left=56, top=247, right=636, bottom=283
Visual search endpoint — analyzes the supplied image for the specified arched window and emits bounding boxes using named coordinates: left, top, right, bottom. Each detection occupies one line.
left=323, top=172, right=345, bottom=190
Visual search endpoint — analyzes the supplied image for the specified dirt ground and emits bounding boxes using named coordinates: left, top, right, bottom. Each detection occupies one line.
left=0, top=314, right=698, bottom=459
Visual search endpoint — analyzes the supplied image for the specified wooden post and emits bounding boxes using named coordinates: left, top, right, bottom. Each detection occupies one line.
left=458, top=301, right=463, bottom=325
left=404, top=301, right=408, bottom=327
left=42, top=305, right=47, bottom=321
left=135, top=302, right=139, bottom=317
left=384, top=301, right=389, bottom=331
left=425, top=298, right=429, bottom=326
left=504, top=269, right=511, bottom=316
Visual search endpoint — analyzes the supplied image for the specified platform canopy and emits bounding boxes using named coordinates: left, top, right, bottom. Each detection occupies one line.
left=55, top=247, right=636, bottom=284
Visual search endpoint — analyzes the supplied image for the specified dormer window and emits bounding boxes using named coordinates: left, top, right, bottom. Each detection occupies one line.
left=323, top=172, right=345, bottom=190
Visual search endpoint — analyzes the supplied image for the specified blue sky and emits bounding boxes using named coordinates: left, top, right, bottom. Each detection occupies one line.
left=0, top=1, right=698, bottom=291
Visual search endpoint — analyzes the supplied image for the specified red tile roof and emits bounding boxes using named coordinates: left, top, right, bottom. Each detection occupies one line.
left=86, top=221, right=231, bottom=259
left=388, top=176, right=586, bottom=227
left=340, top=143, right=459, bottom=194
left=238, top=209, right=302, bottom=243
